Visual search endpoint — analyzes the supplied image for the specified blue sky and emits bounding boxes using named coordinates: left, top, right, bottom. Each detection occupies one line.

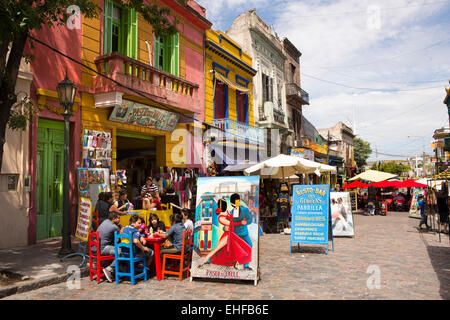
left=196, top=0, right=450, bottom=161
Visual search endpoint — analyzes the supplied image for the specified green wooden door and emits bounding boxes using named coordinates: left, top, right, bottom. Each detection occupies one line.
left=36, top=119, right=64, bottom=240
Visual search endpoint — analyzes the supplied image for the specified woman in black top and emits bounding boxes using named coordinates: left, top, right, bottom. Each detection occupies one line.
left=149, top=213, right=166, bottom=233
left=95, top=192, right=114, bottom=228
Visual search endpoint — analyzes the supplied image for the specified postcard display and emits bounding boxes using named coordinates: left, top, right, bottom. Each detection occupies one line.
left=190, top=176, right=260, bottom=286
left=79, top=129, right=113, bottom=209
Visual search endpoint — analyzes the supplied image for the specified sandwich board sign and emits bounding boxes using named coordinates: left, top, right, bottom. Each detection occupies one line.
left=290, top=184, right=333, bottom=255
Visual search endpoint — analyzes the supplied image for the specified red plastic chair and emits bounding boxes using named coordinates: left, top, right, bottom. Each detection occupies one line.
left=161, top=230, right=192, bottom=281
left=89, top=230, right=115, bottom=283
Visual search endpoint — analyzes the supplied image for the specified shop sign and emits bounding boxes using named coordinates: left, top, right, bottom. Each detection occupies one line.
left=290, top=184, right=332, bottom=255
left=75, top=197, right=92, bottom=242
left=290, top=147, right=314, bottom=161
left=109, top=99, right=179, bottom=132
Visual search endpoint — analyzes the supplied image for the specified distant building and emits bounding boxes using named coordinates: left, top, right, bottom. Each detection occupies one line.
left=318, top=121, right=355, bottom=183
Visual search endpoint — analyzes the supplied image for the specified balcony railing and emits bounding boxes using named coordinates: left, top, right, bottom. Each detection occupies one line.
left=93, top=52, right=199, bottom=111
left=273, top=108, right=285, bottom=125
left=286, top=83, right=309, bottom=105
left=212, top=118, right=264, bottom=144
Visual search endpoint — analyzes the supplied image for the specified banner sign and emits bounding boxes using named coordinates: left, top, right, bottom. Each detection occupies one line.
left=290, top=184, right=331, bottom=255
left=109, top=99, right=179, bottom=132
left=331, top=192, right=355, bottom=237
left=190, top=176, right=260, bottom=285
left=409, top=188, right=425, bottom=219
left=349, top=190, right=357, bottom=211
left=75, top=197, right=93, bottom=242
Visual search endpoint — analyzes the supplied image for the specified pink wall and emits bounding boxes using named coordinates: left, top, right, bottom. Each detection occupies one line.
left=25, top=22, right=82, bottom=244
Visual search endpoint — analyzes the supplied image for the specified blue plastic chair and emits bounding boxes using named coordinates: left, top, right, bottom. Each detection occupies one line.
left=114, top=232, right=147, bottom=285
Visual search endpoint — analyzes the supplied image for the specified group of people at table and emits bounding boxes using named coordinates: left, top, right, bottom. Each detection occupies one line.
left=93, top=176, right=193, bottom=282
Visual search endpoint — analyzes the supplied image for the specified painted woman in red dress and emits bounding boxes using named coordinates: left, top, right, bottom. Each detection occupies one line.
left=198, top=199, right=252, bottom=268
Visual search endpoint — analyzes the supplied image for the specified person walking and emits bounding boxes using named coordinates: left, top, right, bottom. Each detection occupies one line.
left=418, top=195, right=430, bottom=230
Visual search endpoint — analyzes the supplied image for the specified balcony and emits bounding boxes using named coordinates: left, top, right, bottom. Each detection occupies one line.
left=286, top=83, right=309, bottom=105
left=433, top=127, right=450, bottom=139
left=93, top=52, right=200, bottom=112
left=212, top=118, right=264, bottom=144
left=257, top=102, right=288, bottom=130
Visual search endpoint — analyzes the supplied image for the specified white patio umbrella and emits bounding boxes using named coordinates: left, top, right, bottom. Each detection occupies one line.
left=244, top=154, right=336, bottom=180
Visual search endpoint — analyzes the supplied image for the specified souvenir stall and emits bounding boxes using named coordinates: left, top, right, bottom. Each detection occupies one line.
left=244, top=154, right=337, bottom=234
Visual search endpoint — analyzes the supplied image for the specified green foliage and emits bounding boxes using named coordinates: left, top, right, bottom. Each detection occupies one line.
left=371, top=162, right=411, bottom=176
left=7, top=95, right=38, bottom=131
left=354, top=137, right=372, bottom=168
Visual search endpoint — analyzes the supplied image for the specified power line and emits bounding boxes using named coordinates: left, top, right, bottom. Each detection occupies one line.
left=307, top=38, right=450, bottom=70
left=211, top=0, right=450, bottom=22
left=302, top=72, right=445, bottom=92
left=303, top=67, right=450, bottom=85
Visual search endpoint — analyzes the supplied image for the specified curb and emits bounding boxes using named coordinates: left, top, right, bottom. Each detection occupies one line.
left=0, top=267, right=90, bottom=299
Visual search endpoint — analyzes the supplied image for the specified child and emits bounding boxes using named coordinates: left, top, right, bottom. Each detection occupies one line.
left=418, top=195, right=430, bottom=229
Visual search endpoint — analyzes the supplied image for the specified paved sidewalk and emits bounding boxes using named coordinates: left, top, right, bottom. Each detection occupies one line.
left=1, top=212, right=449, bottom=300
left=0, top=237, right=89, bottom=298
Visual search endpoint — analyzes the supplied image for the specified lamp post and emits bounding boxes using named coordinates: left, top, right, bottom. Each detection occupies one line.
left=407, top=135, right=426, bottom=177
left=57, top=72, right=77, bottom=257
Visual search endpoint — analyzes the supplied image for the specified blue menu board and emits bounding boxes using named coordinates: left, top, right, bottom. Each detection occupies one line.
left=290, top=184, right=332, bottom=255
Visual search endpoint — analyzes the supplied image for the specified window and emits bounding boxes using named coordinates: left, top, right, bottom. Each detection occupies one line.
left=237, top=92, right=248, bottom=124
left=214, top=82, right=226, bottom=119
left=262, top=73, right=273, bottom=103
left=154, top=33, right=179, bottom=76
left=103, top=0, right=138, bottom=59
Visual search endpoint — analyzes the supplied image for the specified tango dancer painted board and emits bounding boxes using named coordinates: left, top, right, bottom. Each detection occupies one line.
left=190, top=176, right=260, bottom=285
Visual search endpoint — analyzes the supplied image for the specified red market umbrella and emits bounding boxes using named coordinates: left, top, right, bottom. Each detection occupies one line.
left=370, top=180, right=402, bottom=188
left=342, top=181, right=369, bottom=189
left=399, top=179, right=427, bottom=188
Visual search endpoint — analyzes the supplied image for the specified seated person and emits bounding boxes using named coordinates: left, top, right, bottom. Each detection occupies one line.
left=141, top=177, right=160, bottom=200
left=97, top=212, right=123, bottom=282
left=181, top=208, right=193, bottom=234
left=149, top=213, right=166, bottom=233
left=94, top=192, right=114, bottom=228
left=143, top=192, right=162, bottom=210
left=156, top=213, right=186, bottom=255
left=122, top=215, right=154, bottom=269
left=110, top=190, right=131, bottom=214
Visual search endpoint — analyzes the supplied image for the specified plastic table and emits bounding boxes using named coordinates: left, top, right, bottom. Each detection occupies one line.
left=143, top=235, right=165, bottom=280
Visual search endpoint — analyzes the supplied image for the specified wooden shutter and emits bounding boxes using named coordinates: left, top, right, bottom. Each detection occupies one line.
left=170, top=33, right=179, bottom=76
left=154, top=35, right=162, bottom=70
left=103, top=0, right=113, bottom=54
left=126, top=8, right=138, bottom=59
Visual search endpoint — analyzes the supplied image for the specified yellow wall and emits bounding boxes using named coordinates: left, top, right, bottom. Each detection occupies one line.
left=205, top=30, right=255, bottom=126
left=80, top=1, right=204, bottom=168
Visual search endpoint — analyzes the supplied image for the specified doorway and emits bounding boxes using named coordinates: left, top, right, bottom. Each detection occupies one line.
left=36, top=119, right=64, bottom=240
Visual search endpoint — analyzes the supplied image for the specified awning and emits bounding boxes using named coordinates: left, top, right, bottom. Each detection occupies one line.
left=214, top=71, right=250, bottom=94
left=348, top=170, right=397, bottom=182
left=209, top=144, right=266, bottom=166
left=223, top=161, right=259, bottom=172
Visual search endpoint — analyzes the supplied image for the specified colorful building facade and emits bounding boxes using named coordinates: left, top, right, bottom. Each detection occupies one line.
left=204, top=29, right=261, bottom=170
left=21, top=0, right=211, bottom=245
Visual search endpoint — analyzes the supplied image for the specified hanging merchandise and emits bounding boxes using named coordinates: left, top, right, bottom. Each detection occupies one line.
left=207, top=161, right=218, bottom=177
left=116, top=170, right=127, bottom=190
left=82, top=129, right=112, bottom=169
left=277, top=182, right=291, bottom=223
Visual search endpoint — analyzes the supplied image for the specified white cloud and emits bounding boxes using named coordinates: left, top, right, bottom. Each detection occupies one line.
left=197, top=0, right=450, bottom=160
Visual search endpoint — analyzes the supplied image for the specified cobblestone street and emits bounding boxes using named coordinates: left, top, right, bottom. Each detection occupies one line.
left=3, top=211, right=449, bottom=300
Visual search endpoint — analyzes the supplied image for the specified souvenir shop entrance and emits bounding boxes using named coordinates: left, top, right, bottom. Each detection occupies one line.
left=115, top=132, right=159, bottom=206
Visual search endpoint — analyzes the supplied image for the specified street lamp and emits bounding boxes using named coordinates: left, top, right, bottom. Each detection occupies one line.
left=57, top=72, right=77, bottom=257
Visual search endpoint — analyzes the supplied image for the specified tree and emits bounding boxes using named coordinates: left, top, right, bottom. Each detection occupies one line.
left=370, top=162, right=411, bottom=176
left=354, top=137, right=372, bottom=169
left=0, top=0, right=185, bottom=170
